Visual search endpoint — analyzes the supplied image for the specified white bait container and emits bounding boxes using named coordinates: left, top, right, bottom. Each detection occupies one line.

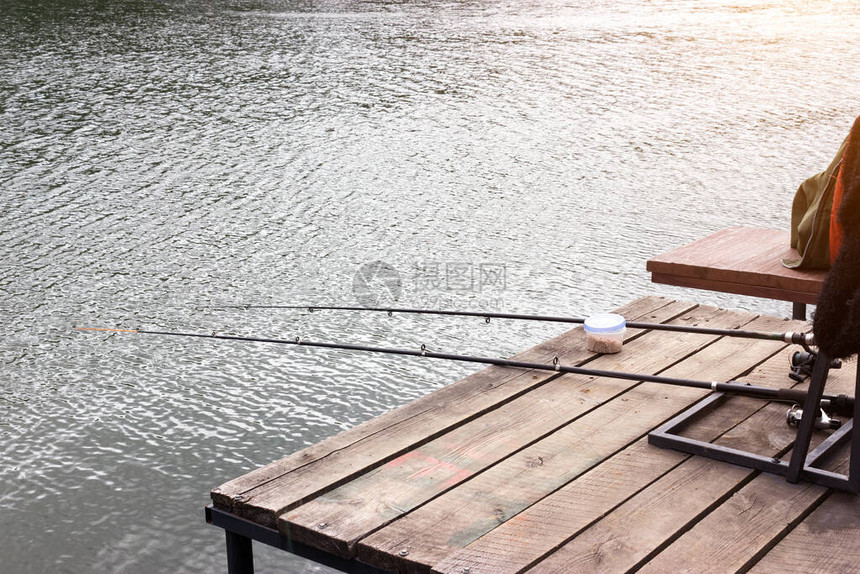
left=583, top=313, right=626, bottom=354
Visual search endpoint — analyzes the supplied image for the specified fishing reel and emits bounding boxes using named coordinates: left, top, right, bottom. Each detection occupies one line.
left=786, top=404, right=842, bottom=430
left=785, top=335, right=845, bottom=428
left=788, top=336, right=841, bottom=383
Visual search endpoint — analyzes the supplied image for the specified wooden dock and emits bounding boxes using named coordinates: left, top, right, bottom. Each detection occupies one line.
left=207, top=296, right=860, bottom=573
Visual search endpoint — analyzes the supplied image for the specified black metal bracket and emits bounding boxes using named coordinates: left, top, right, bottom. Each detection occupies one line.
left=205, top=505, right=393, bottom=574
left=649, top=350, right=859, bottom=493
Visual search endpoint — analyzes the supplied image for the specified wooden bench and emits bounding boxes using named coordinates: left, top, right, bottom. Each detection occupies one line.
left=646, top=226, right=828, bottom=320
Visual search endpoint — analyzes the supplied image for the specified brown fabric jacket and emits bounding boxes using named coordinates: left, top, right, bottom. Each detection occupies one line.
left=782, top=137, right=847, bottom=269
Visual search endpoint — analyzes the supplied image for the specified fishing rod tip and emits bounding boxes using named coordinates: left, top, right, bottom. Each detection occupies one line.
left=75, top=326, right=140, bottom=334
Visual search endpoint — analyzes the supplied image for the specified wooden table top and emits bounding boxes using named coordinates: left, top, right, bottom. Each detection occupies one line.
left=211, top=296, right=859, bottom=573
left=647, top=226, right=828, bottom=305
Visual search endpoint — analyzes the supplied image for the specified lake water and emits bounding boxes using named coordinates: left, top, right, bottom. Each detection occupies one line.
left=2, top=0, right=859, bottom=572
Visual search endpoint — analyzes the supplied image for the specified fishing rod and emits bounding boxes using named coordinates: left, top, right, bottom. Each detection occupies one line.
left=75, top=326, right=852, bottom=417
left=213, top=304, right=816, bottom=345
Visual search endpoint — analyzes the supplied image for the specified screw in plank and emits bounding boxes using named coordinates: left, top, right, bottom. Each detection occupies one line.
left=318, top=522, right=328, bottom=530
left=463, top=568, right=471, bottom=574
left=400, top=548, right=409, bottom=556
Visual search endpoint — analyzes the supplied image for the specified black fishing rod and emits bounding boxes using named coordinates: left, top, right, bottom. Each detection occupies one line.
left=214, top=304, right=815, bottom=345
left=76, top=326, right=851, bottom=416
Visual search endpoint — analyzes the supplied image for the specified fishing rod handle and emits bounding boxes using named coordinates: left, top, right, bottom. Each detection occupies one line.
left=774, top=388, right=853, bottom=417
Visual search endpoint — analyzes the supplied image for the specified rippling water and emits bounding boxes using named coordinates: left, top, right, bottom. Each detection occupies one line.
left=2, top=0, right=859, bottom=572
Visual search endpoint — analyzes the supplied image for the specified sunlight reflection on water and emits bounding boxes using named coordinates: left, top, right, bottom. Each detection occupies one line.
left=1, top=0, right=859, bottom=572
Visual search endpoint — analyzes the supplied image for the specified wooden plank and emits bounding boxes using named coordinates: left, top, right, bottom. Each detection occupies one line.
left=525, top=457, right=751, bottom=574
left=426, top=438, right=693, bottom=574
left=748, top=492, right=860, bottom=574
left=520, top=428, right=772, bottom=572
left=357, top=313, right=799, bottom=573
left=646, top=227, right=826, bottom=298
left=649, top=272, right=820, bottom=304
left=281, top=306, right=753, bottom=558
left=646, top=227, right=801, bottom=285
left=636, top=468, right=842, bottom=573
left=522, top=355, right=856, bottom=574
left=211, top=296, right=690, bottom=527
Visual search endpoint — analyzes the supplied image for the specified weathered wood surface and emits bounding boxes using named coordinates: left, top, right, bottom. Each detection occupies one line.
left=748, top=491, right=860, bottom=574
left=211, top=298, right=860, bottom=573
left=212, top=296, right=688, bottom=525
left=636, top=470, right=833, bottom=574
left=429, top=402, right=756, bottom=571
left=431, top=318, right=812, bottom=574
left=646, top=227, right=827, bottom=304
left=524, top=353, right=856, bottom=574
left=286, top=305, right=750, bottom=558
left=364, top=312, right=791, bottom=572
left=535, top=361, right=857, bottom=574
